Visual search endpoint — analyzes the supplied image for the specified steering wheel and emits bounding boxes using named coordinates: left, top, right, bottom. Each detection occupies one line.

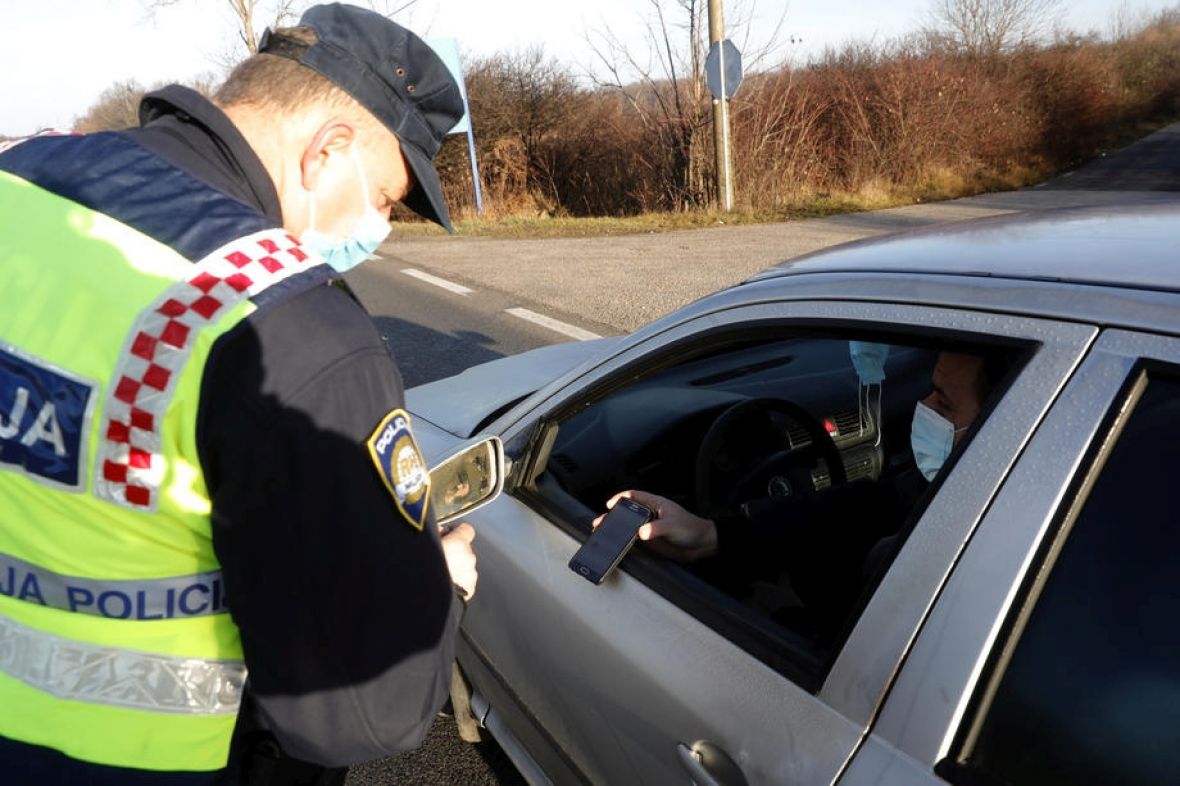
left=694, top=398, right=847, bottom=518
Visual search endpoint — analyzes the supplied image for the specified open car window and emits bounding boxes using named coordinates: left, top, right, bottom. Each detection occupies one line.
left=547, top=336, right=935, bottom=513
left=523, top=327, right=1021, bottom=689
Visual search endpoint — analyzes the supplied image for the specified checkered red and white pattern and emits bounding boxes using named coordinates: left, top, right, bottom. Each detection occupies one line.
left=0, top=129, right=79, bottom=154
left=94, top=229, right=314, bottom=510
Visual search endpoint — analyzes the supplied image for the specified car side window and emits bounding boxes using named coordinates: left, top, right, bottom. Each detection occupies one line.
left=526, top=328, right=1020, bottom=687
left=942, top=370, right=1180, bottom=786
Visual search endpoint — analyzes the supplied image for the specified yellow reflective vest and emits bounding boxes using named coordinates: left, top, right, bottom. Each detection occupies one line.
left=0, top=159, right=320, bottom=771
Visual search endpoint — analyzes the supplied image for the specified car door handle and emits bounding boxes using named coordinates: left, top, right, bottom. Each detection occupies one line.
left=677, top=741, right=749, bottom=786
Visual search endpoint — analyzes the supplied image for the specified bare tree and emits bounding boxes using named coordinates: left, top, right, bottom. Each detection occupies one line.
left=148, top=0, right=422, bottom=73
left=73, top=80, right=150, bottom=133
left=586, top=0, right=713, bottom=210
left=147, top=0, right=305, bottom=69
left=72, top=73, right=221, bottom=133
left=464, top=48, right=581, bottom=210
left=586, top=0, right=791, bottom=210
left=926, top=0, right=1065, bottom=57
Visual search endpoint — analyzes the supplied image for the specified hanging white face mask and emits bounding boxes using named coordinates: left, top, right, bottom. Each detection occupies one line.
left=301, top=146, right=392, bottom=273
left=849, top=341, right=889, bottom=385
left=850, top=341, right=889, bottom=445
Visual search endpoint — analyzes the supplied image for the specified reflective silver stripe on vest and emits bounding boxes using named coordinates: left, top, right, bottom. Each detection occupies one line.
left=0, top=612, right=245, bottom=715
left=0, top=551, right=226, bottom=620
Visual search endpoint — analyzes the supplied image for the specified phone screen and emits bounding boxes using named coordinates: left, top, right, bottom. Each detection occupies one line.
left=569, top=498, right=652, bottom=584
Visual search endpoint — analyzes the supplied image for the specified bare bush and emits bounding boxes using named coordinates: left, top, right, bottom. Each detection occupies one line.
left=1109, top=5, right=1180, bottom=115
left=587, top=0, right=712, bottom=211
left=71, top=75, right=220, bottom=134
left=435, top=7, right=1180, bottom=219
left=463, top=48, right=582, bottom=213
left=729, top=69, right=831, bottom=203
left=59, top=0, right=1180, bottom=223
left=73, top=80, right=150, bottom=133
left=926, top=0, right=1065, bottom=57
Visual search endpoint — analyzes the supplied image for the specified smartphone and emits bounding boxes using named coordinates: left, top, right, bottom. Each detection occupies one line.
left=569, top=498, right=653, bottom=585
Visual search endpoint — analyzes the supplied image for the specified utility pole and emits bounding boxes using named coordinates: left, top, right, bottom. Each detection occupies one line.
left=707, top=0, right=735, bottom=211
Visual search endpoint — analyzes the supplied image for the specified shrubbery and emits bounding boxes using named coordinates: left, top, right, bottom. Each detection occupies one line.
left=437, top=6, right=1180, bottom=219
left=70, top=6, right=1180, bottom=220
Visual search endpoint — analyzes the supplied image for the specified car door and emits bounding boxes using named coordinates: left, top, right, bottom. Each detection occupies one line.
left=459, top=296, right=1094, bottom=786
left=840, top=327, right=1180, bottom=785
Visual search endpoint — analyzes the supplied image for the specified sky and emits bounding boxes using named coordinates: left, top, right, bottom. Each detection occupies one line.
left=1, top=0, right=1174, bottom=137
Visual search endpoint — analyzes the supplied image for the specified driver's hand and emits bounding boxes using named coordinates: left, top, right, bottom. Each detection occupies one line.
left=594, top=490, right=719, bottom=562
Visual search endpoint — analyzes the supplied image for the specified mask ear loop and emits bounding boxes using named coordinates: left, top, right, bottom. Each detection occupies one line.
left=857, top=383, right=867, bottom=437
left=856, top=382, right=885, bottom=447
left=304, top=145, right=375, bottom=244
left=872, top=383, right=884, bottom=447
left=350, top=144, right=374, bottom=208
left=306, top=186, right=318, bottom=233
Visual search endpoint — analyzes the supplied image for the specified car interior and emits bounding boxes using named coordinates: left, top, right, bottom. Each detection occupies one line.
left=521, top=327, right=1017, bottom=686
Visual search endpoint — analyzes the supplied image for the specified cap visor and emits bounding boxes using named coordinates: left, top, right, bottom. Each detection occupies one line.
left=401, top=144, right=454, bottom=233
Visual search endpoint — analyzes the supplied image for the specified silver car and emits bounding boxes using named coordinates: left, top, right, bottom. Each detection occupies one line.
left=411, top=202, right=1180, bottom=786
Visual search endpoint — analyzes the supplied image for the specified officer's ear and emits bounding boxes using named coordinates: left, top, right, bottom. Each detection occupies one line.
left=299, top=120, right=355, bottom=192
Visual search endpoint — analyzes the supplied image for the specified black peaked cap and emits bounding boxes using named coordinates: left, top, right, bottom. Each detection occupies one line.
left=259, top=2, right=464, bottom=231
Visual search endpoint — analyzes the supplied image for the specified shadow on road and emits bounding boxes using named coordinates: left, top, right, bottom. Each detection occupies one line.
left=1037, top=123, right=1180, bottom=191
left=373, top=317, right=506, bottom=389
left=346, top=717, right=526, bottom=786
left=821, top=210, right=957, bottom=232
left=345, top=319, right=527, bottom=785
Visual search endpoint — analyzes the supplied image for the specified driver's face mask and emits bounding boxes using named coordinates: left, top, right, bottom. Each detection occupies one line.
left=301, top=145, right=392, bottom=274
left=910, top=401, right=967, bottom=481
left=849, top=341, right=889, bottom=446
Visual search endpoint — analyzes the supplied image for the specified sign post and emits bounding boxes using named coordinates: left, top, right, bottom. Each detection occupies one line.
left=705, top=1, right=742, bottom=212
left=427, top=38, right=484, bottom=215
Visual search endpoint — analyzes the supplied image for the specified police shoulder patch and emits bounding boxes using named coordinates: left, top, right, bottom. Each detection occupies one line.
left=367, top=408, right=431, bottom=531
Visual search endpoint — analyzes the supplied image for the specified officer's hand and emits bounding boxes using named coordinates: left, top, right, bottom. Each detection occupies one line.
left=594, top=490, right=719, bottom=563
left=441, top=522, right=478, bottom=601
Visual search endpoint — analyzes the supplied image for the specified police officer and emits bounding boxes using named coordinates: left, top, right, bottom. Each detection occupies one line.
left=0, top=4, right=476, bottom=784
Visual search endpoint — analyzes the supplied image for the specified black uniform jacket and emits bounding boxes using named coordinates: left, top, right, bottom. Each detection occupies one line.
left=707, top=469, right=928, bottom=643
left=0, top=86, right=461, bottom=785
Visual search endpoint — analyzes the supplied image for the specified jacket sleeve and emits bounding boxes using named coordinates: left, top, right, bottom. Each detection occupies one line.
left=198, top=283, right=461, bottom=766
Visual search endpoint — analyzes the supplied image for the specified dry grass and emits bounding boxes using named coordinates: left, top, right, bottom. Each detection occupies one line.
left=392, top=186, right=1001, bottom=240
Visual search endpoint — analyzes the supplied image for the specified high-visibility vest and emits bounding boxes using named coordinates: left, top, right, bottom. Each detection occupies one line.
left=0, top=163, right=321, bottom=771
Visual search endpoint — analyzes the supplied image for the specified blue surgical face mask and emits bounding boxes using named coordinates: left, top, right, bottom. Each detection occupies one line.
left=849, top=341, right=889, bottom=385
left=910, top=401, right=965, bottom=481
left=301, top=146, right=392, bottom=273
left=850, top=341, right=889, bottom=443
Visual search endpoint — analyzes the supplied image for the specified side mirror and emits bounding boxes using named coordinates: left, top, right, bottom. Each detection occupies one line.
left=430, top=436, right=505, bottom=528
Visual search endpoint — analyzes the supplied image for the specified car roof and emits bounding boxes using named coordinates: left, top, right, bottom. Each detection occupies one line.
left=750, top=201, right=1180, bottom=293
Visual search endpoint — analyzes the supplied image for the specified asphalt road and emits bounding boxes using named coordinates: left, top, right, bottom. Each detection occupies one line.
left=345, top=718, right=526, bottom=786
left=378, top=121, right=1180, bottom=337
left=341, top=120, right=1180, bottom=785
left=342, top=260, right=591, bottom=389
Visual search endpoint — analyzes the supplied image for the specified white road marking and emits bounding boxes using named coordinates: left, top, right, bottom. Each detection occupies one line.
left=401, top=268, right=474, bottom=295
left=506, top=307, right=601, bottom=341
left=398, top=267, right=600, bottom=340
